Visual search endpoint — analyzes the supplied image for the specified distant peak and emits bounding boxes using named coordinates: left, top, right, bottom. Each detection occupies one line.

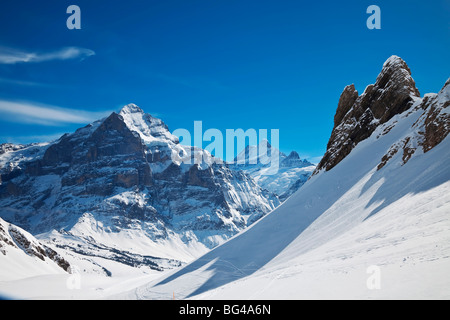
left=241, top=139, right=272, bottom=152
left=119, top=103, right=144, bottom=115
left=258, top=139, right=272, bottom=149
left=286, top=151, right=300, bottom=159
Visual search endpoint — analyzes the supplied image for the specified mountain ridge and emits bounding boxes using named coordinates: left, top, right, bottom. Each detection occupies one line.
left=228, top=139, right=316, bottom=199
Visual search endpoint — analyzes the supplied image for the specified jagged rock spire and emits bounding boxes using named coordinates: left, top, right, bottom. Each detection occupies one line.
left=315, top=56, right=420, bottom=174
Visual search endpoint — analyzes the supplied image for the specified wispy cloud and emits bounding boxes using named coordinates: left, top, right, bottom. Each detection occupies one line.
left=0, top=100, right=111, bottom=126
left=0, top=77, right=55, bottom=87
left=0, top=46, right=95, bottom=64
left=0, top=133, right=65, bottom=144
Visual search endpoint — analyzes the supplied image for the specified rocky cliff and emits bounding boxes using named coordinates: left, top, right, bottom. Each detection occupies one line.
left=315, top=55, right=448, bottom=174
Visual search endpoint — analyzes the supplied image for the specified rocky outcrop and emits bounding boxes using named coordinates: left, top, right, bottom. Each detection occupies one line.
left=334, top=84, right=359, bottom=128
left=0, top=218, right=70, bottom=272
left=376, top=77, right=450, bottom=170
left=315, top=56, right=449, bottom=175
left=420, top=79, right=450, bottom=153
left=315, top=56, right=421, bottom=174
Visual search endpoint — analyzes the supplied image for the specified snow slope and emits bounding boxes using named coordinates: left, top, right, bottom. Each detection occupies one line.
left=0, top=218, right=69, bottom=283
left=115, top=73, right=450, bottom=300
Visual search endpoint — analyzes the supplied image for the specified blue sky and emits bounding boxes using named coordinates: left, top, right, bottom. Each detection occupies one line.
left=0, top=0, right=449, bottom=163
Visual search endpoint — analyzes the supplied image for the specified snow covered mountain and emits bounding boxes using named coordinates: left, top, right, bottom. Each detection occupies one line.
left=0, top=104, right=280, bottom=273
left=229, top=140, right=316, bottom=200
left=0, top=218, right=70, bottom=282
left=117, top=56, right=450, bottom=299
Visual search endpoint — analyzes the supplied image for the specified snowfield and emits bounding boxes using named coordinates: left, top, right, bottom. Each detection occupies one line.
left=192, top=181, right=450, bottom=300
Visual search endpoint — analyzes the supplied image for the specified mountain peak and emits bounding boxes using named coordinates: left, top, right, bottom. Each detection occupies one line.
left=286, top=151, right=300, bottom=160
left=119, top=103, right=144, bottom=115
left=382, top=55, right=408, bottom=71
left=375, top=55, right=420, bottom=98
left=258, top=139, right=272, bottom=149
left=233, top=139, right=284, bottom=165
left=280, top=150, right=313, bottom=169
left=117, top=104, right=178, bottom=146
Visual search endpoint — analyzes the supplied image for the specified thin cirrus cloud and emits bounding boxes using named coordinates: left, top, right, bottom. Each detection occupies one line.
left=0, top=76, right=55, bottom=87
left=0, top=46, right=95, bottom=64
left=0, top=100, right=112, bottom=126
left=0, top=133, right=66, bottom=145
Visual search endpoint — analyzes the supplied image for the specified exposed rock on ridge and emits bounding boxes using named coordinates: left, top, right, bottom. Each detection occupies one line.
left=315, top=55, right=422, bottom=173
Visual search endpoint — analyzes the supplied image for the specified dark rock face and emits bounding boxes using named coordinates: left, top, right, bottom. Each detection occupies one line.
left=87, top=112, right=146, bottom=161
left=43, top=112, right=147, bottom=167
left=334, top=84, right=359, bottom=128
left=420, top=79, right=450, bottom=153
left=43, top=112, right=144, bottom=165
left=360, top=57, right=419, bottom=123
left=315, top=56, right=421, bottom=174
left=26, top=112, right=154, bottom=199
